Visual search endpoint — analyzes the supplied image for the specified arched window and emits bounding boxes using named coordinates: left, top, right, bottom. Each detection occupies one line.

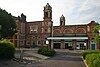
left=76, top=28, right=86, bottom=33
left=64, top=29, right=73, bottom=34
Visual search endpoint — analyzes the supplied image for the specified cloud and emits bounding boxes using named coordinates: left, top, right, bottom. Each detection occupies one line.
left=0, top=0, right=100, bottom=25
left=51, top=0, right=78, bottom=26
left=78, top=0, right=100, bottom=12
left=68, top=10, right=100, bottom=25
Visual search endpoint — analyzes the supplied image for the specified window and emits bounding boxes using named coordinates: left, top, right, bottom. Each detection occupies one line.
left=27, top=41, right=30, bottom=44
left=45, top=29, right=47, bottom=32
left=38, top=40, right=41, bottom=44
left=42, top=28, right=43, bottom=33
left=30, top=26, right=38, bottom=33
left=45, top=12, right=48, bottom=18
left=50, top=12, right=52, bottom=18
left=69, top=43, right=72, bottom=46
left=42, top=22, right=44, bottom=26
left=87, top=26, right=90, bottom=32
left=14, top=35, right=17, bottom=39
left=21, top=23, right=25, bottom=33
left=48, top=22, right=51, bottom=26
left=48, top=28, right=51, bottom=33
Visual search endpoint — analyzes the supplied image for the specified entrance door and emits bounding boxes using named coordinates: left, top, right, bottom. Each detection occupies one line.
left=77, top=42, right=86, bottom=50
left=76, top=44, right=80, bottom=49
left=53, top=43, right=61, bottom=49
left=91, top=44, right=96, bottom=50
left=80, top=43, right=85, bottom=50
left=32, top=42, right=36, bottom=48
left=65, top=43, right=69, bottom=49
left=65, top=43, right=72, bottom=49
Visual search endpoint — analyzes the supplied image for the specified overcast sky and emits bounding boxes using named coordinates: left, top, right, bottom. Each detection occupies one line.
left=0, top=0, right=100, bottom=26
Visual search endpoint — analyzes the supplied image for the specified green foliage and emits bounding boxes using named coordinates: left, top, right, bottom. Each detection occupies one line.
left=82, top=50, right=100, bottom=67
left=0, top=8, right=17, bottom=38
left=86, top=54, right=100, bottom=67
left=93, top=58, right=100, bottom=67
left=93, top=25, right=100, bottom=34
left=82, top=50, right=100, bottom=59
left=94, top=35, right=100, bottom=43
left=93, top=24, right=100, bottom=43
left=38, top=48, right=56, bottom=57
left=0, top=39, right=15, bottom=59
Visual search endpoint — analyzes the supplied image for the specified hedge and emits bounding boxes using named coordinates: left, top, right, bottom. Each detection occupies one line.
left=0, top=39, right=15, bottom=59
left=93, top=58, right=100, bottom=67
left=86, top=54, right=100, bottom=67
left=38, top=48, right=56, bottom=57
left=82, top=50, right=100, bottom=59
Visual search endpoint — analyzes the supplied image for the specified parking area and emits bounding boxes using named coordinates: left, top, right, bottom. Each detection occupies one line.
left=0, top=49, right=86, bottom=67
left=35, top=49, right=86, bottom=67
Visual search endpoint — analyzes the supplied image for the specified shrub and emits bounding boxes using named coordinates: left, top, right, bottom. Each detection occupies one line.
left=86, top=54, right=100, bottom=67
left=38, top=47, right=56, bottom=57
left=0, top=39, right=15, bottom=60
left=93, top=58, right=100, bottom=67
left=82, top=50, right=100, bottom=59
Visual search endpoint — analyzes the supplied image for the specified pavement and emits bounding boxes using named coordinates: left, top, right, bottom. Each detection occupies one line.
left=15, top=48, right=49, bottom=60
left=36, top=49, right=86, bottom=67
left=0, top=48, right=86, bottom=67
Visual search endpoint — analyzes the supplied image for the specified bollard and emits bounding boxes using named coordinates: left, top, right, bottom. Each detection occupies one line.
left=20, top=49, right=23, bottom=62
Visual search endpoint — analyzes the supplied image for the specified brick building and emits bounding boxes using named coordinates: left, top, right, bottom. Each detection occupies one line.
left=10, top=3, right=100, bottom=50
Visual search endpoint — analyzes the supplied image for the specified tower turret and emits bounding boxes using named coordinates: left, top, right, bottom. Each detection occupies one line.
left=43, top=3, right=52, bottom=21
left=20, top=13, right=26, bottom=22
left=60, top=14, right=65, bottom=26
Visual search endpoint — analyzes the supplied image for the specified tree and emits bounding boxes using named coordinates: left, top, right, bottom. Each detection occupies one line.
left=93, top=24, right=100, bottom=43
left=0, top=8, right=17, bottom=38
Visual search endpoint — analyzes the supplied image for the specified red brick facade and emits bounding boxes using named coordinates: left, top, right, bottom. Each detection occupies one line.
left=10, top=3, right=99, bottom=50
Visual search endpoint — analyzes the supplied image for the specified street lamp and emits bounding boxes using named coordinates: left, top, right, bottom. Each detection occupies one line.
left=84, top=43, right=86, bottom=50
left=99, top=30, right=100, bottom=35
left=46, top=40, right=49, bottom=45
left=84, top=43, right=86, bottom=46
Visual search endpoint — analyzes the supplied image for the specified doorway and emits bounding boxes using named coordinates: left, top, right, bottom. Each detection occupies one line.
left=65, top=43, right=72, bottom=49
left=53, top=43, right=61, bottom=49
left=91, top=44, right=96, bottom=50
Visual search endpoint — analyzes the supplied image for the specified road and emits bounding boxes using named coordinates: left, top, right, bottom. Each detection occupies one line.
left=33, top=50, right=86, bottom=67
left=0, top=49, right=86, bottom=67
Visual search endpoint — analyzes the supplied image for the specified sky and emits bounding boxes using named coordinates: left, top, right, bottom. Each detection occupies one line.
left=0, top=0, right=100, bottom=26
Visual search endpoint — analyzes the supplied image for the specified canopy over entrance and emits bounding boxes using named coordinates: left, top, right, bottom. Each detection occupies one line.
left=47, top=37, right=88, bottom=40
left=47, top=34, right=88, bottom=40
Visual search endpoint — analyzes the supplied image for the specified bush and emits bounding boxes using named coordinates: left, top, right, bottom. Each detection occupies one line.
left=82, top=50, right=100, bottom=59
left=93, top=58, right=100, bottom=67
left=38, top=48, right=56, bottom=57
left=86, top=54, right=100, bottom=67
left=0, top=39, right=15, bottom=60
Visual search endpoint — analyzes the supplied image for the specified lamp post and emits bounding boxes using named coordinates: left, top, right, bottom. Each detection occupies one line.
left=84, top=43, right=86, bottom=50
left=20, top=49, right=23, bottom=62
left=46, top=40, right=49, bottom=45
left=99, top=30, right=100, bottom=35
